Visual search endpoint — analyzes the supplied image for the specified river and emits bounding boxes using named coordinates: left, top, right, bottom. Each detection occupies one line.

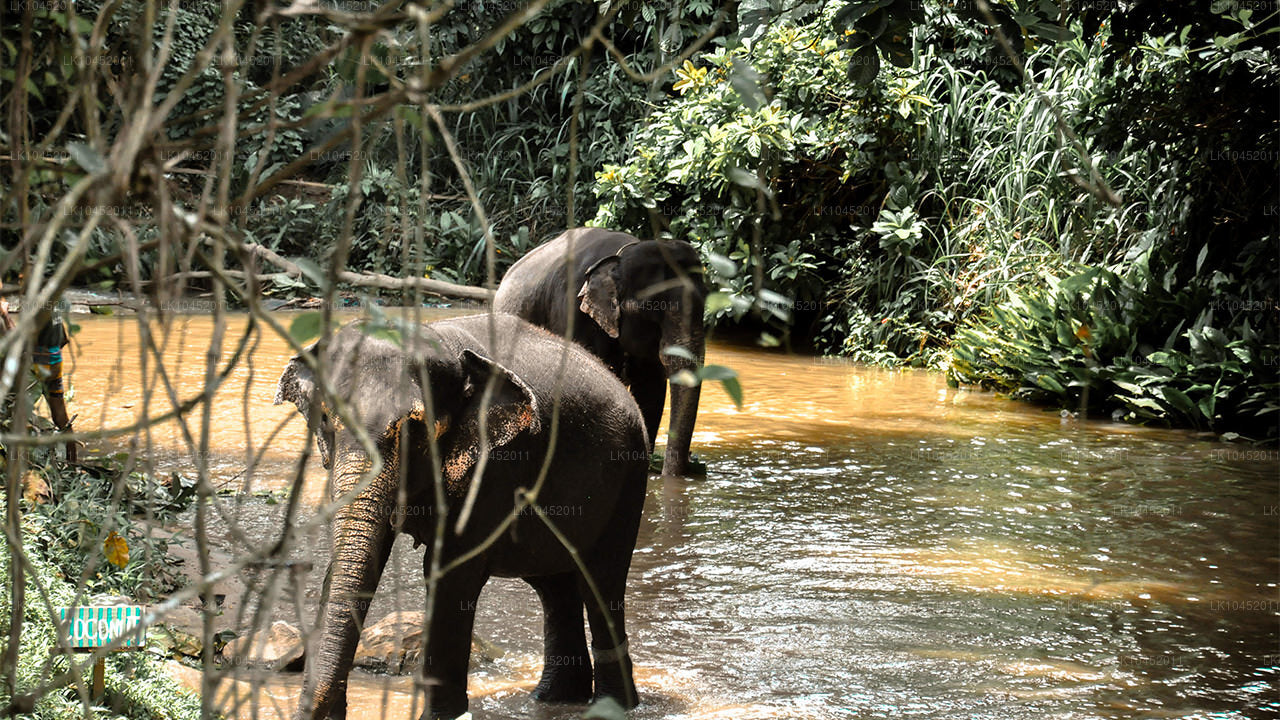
left=67, top=309, right=1279, bottom=719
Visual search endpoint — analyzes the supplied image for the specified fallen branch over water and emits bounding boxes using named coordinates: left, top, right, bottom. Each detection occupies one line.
left=242, top=242, right=494, bottom=302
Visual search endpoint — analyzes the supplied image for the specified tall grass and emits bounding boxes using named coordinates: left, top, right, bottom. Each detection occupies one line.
left=933, top=21, right=1278, bottom=439
left=830, top=38, right=1127, bottom=363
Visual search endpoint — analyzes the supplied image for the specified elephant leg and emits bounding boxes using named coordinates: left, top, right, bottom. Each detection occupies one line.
left=580, top=564, right=638, bottom=708
left=628, top=362, right=667, bottom=452
left=419, top=560, right=488, bottom=720
left=526, top=573, right=593, bottom=702
left=579, top=485, right=645, bottom=707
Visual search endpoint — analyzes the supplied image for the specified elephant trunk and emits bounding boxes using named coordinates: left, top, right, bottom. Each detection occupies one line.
left=296, top=446, right=396, bottom=720
left=660, top=308, right=704, bottom=476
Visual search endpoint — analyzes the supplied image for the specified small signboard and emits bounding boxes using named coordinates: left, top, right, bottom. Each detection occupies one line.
left=56, top=606, right=146, bottom=650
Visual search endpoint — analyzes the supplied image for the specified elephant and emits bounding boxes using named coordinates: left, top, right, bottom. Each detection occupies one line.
left=493, top=228, right=706, bottom=477
left=274, top=313, right=650, bottom=720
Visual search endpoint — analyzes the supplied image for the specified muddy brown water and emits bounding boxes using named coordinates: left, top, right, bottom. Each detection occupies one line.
left=64, top=309, right=1278, bottom=719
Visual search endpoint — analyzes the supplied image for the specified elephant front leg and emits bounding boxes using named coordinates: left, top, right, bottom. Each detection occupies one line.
left=526, top=573, right=593, bottom=702
left=628, top=363, right=667, bottom=452
left=419, top=561, right=488, bottom=720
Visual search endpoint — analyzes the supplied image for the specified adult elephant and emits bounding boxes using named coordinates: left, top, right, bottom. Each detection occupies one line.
left=275, top=313, right=649, bottom=720
left=493, top=228, right=706, bottom=477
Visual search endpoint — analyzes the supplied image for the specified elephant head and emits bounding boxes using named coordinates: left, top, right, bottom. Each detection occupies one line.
left=578, top=240, right=705, bottom=476
left=274, top=323, right=541, bottom=720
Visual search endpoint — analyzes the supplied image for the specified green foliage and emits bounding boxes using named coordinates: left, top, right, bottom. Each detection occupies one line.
left=593, top=3, right=1077, bottom=357
left=665, top=347, right=745, bottom=408
left=950, top=263, right=1278, bottom=439
left=0, top=471, right=200, bottom=719
left=20, top=458, right=193, bottom=601
left=4, top=0, right=1274, bottom=436
left=944, top=3, right=1278, bottom=437
left=594, top=5, right=893, bottom=333
left=595, top=0, right=1277, bottom=434
left=832, top=0, right=926, bottom=82
left=0, top=393, right=198, bottom=717
left=230, top=0, right=732, bottom=287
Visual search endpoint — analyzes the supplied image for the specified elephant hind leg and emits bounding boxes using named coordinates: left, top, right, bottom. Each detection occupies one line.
left=526, top=573, right=593, bottom=703
left=580, top=569, right=638, bottom=709
left=579, top=480, right=645, bottom=708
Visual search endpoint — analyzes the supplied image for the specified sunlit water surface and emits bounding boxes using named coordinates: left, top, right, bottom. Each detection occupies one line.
left=66, top=311, right=1278, bottom=719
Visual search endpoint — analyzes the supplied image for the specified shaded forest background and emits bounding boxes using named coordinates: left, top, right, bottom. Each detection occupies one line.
left=3, top=0, right=1277, bottom=440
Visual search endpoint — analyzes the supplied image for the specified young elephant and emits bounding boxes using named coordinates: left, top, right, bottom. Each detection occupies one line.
left=493, top=228, right=706, bottom=477
left=275, top=313, right=649, bottom=720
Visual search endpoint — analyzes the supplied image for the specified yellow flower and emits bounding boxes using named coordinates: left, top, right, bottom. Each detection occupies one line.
left=672, top=59, right=709, bottom=95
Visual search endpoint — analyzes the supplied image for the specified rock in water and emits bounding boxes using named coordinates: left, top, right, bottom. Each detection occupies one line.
left=354, top=611, right=425, bottom=674
left=222, top=620, right=304, bottom=671
left=355, top=611, right=503, bottom=675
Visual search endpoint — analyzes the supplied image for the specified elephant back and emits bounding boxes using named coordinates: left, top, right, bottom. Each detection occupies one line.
left=434, top=312, right=647, bottom=453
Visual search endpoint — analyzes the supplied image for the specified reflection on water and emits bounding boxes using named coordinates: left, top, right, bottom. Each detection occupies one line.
left=66, top=312, right=1279, bottom=719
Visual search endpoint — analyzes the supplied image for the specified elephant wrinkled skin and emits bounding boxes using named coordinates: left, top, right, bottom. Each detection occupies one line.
left=275, top=313, right=649, bottom=720
left=493, top=228, right=707, bottom=476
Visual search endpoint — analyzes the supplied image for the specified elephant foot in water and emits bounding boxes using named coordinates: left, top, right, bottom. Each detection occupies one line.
left=530, top=659, right=593, bottom=703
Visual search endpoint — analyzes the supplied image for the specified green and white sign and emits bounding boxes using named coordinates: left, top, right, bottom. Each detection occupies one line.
left=56, top=606, right=146, bottom=649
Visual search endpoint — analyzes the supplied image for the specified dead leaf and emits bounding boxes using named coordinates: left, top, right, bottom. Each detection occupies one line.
left=104, top=532, right=130, bottom=568
left=22, top=471, right=51, bottom=505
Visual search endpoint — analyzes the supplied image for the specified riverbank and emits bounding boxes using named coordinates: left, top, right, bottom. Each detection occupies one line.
left=1, top=287, right=484, bottom=317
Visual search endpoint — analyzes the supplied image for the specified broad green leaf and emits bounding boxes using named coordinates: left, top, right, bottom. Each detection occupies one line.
left=705, top=290, right=733, bottom=314
left=1197, top=394, right=1216, bottom=421
left=699, top=364, right=737, bottom=381
left=718, top=375, right=744, bottom=409
left=1202, top=326, right=1228, bottom=349
left=1124, top=396, right=1165, bottom=412
left=707, top=252, right=738, bottom=279
left=289, top=312, right=326, bottom=344
left=663, top=346, right=697, bottom=363
left=1034, top=374, right=1067, bottom=395
left=366, top=327, right=402, bottom=346
left=758, top=289, right=792, bottom=321
left=1160, top=387, right=1197, bottom=417
left=1113, top=380, right=1147, bottom=395
left=293, top=257, right=329, bottom=290
left=847, top=45, right=879, bottom=84
left=726, top=165, right=765, bottom=191
left=67, top=142, right=105, bottom=174
left=669, top=369, right=699, bottom=387
left=728, top=58, right=768, bottom=110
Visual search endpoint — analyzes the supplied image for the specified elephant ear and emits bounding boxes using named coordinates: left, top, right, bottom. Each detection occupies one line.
left=274, top=353, right=316, bottom=417
left=441, top=349, right=542, bottom=492
left=578, top=255, right=621, bottom=338
left=275, top=351, right=340, bottom=468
